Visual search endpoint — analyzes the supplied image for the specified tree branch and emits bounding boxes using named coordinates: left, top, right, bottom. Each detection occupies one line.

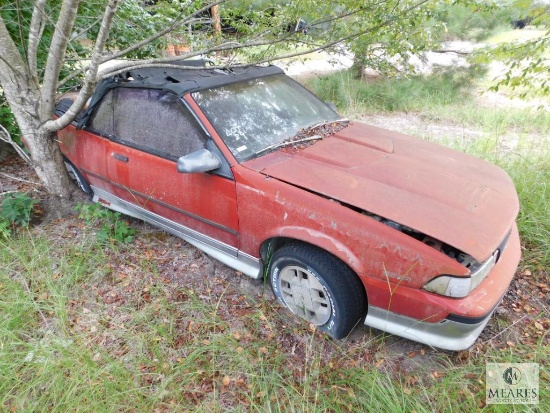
left=0, top=15, right=27, bottom=83
left=111, top=0, right=226, bottom=59
left=45, top=0, right=121, bottom=132
left=0, top=124, right=32, bottom=165
left=70, top=16, right=102, bottom=41
left=28, top=0, right=47, bottom=83
left=0, top=172, right=42, bottom=187
left=57, top=0, right=227, bottom=89
left=99, top=4, right=424, bottom=80
left=41, top=0, right=82, bottom=121
left=432, top=49, right=470, bottom=55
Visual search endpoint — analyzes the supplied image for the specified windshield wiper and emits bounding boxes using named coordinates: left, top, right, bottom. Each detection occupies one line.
left=255, top=118, right=349, bottom=157
left=305, top=118, right=349, bottom=131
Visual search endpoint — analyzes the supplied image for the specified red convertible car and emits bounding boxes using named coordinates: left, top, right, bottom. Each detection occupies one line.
left=54, top=60, right=521, bottom=350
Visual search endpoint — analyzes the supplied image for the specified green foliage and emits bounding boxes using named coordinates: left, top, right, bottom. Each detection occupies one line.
left=88, top=0, right=167, bottom=59
left=484, top=32, right=550, bottom=97
left=0, top=0, right=165, bottom=89
left=474, top=0, right=550, bottom=98
left=0, top=92, right=21, bottom=145
left=75, top=203, right=135, bottom=244
left=434, top=0, right=549, bottom=43
left=0, top=192, right=37, bottom=227
left=283, top=0, right=447, bottom=77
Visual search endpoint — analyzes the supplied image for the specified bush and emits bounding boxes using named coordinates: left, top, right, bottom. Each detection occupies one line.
left=75, top=203, right=135, bottom=244
left=0, top=192, right=37, bottom=228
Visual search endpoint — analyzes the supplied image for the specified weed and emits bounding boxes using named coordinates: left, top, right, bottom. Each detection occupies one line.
left=0, top=219, right=11, bottom=238
left=74, top=202, right=111, bottom=225
left=0, top=192, right=37, bottom=227
left=75, top=202, right=135, bottom=244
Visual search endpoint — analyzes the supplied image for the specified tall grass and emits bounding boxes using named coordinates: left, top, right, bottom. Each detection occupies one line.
left=306, top=68, right=550, bottom=135
left=305, top=68, right=473, bottom=115
left=499, top=153, right=550, bottom=268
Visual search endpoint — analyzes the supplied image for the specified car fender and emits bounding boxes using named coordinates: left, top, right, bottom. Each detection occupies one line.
left=264, top=225, right=365, bottom=274
left=234, top=167, right=465, bottom=286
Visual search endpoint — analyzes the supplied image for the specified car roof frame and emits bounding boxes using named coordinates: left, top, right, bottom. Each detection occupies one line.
left=77, top=61, right=284, bottom=129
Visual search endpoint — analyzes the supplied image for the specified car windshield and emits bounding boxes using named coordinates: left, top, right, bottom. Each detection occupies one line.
left=192, top=74, right=340, bottom=162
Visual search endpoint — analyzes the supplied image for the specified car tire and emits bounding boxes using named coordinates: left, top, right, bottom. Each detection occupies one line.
left=269, top=243, right=367, bottom=339
left=64, top=159, right=92, bottom=195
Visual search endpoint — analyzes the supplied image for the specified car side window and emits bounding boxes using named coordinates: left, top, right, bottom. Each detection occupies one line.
left=89, top=88, right=206, bottom=160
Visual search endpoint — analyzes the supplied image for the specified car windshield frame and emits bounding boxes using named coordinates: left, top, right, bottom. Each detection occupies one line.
left=192, top=74, right=340, bottom=162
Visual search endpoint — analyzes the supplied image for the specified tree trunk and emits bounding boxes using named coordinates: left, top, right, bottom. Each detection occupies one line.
left=352, top=60, right=368, bottom=79
left=210, top=5, right=222, bottom=40
left=2, top=84, right=72, bottom=202
left=26, top=127, right=73, bottom=202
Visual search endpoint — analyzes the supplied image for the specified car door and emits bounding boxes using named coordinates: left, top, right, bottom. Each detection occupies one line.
left=86, top=87, right=239, bottom=248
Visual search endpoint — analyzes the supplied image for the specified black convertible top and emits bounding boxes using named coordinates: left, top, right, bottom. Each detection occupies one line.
left=78, top=60, right=285, bottom=128
left=101, top=60, right=284, bottom=95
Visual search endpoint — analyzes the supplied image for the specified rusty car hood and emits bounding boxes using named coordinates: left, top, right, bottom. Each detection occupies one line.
left=244, top=122, right=519, bottom=261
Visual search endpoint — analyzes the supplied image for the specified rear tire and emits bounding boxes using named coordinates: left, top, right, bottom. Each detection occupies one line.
left=269, top=243, right=367, bottom=339
left=64, top=159, right=92, bottom=195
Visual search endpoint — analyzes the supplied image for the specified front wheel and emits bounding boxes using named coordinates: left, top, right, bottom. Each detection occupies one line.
left=268, top=243, right=367, bottom=339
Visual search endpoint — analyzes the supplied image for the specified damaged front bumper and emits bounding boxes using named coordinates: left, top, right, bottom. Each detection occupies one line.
left=364, top=223, right=521, bottom=351
left=364, top=304, right=494, bottom=351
